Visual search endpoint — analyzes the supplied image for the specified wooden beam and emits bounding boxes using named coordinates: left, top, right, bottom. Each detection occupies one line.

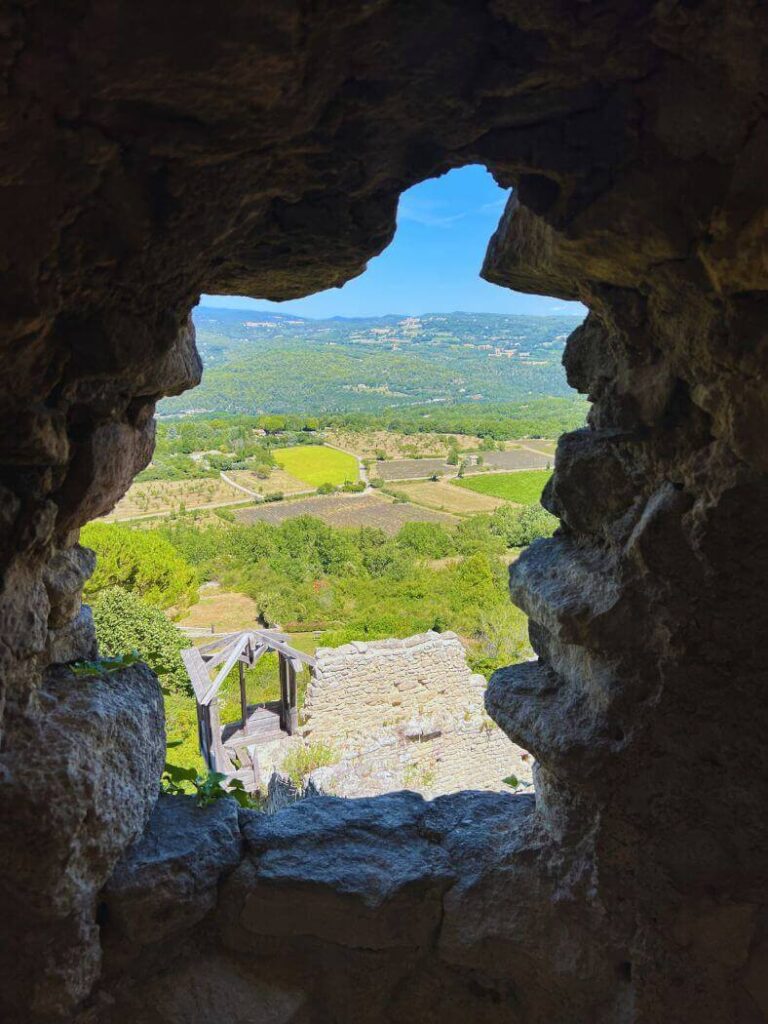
left=181, top=647, right=213, bottom=702
left=204, top=638, right=244, bottom=672
left=201, top=635, right=249, bottom=705
left=243, top=643, right=268, bottom=668
left=253, top=633, right=316, bottom=667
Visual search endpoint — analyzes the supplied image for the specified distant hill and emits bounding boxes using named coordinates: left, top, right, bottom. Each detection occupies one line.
left=158, top=307, right=583, bottom=416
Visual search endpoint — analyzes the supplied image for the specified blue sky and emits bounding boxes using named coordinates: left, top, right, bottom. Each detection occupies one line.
left=201, top=166, right=584, bottom=318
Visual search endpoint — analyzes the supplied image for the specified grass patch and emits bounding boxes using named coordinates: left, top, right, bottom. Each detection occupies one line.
left=281, top=741, right=339, bottom=786
left=275, top=445, right=359, bottom=488
left=454, top=470, right=552, bottom=505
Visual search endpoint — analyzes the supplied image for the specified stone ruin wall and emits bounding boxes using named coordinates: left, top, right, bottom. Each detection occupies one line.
left=1, top=3, right=768, bottom=1022
left=301, top=632, right=532, bottom=797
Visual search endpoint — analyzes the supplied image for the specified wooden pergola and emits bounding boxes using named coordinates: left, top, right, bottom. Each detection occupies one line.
left=181, top=630, right=316, bottom=792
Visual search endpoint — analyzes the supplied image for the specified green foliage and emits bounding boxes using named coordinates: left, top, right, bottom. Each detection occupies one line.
left=162, top=763, right=260, bottom=809
left=503, top=775, right=520, bottom=789
left=82, top=522, right=198, bottom=609
left=70, top=651, right=141, bottom=677
left=159, top=309, right=584, bottom=417
left=281, top=742, right=339, bottom=786
left=453, top=515, right=507, bottom=556
left=468, top=603, right=530, bottom=678
left=396, top=521, right=455, bottom=558
left=488, top=503, right=558, bottom=546
left=260, top=414, right=288, bottom=434
left=158, top=512, right=530, bottom=661
left=90, top=587, right=190, bottom=694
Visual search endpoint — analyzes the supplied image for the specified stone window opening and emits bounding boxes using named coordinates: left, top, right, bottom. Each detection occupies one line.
left=2, top=7, right=767, bottom=1021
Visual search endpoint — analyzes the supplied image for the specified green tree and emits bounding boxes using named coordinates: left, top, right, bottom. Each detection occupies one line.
left=489, top=504, right=558, bottom=547
left=89, top=587, right=190, bottom=694
left=396, top=522, right=454, bottom=559
left=82, top=522, right=198, bottom=609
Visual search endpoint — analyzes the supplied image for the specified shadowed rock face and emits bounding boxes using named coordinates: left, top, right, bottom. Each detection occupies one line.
left=1, top=2, right=768, bottom=1021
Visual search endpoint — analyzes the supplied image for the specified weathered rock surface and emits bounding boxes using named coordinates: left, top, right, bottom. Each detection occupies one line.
left=102, top=794, right=242, bottom=961
left=100, top=790, right=590, bottom=1024
left=0, top=663, right=164, bottom=1020
left=1, top=2, right=767, bottom=1021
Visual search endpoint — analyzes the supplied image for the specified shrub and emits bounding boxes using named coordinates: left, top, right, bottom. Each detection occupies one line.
left=281, top=742, right=338, bottom=786
left=82, top=522, right=198, bottom=609
left=489, top=504, right=558, bottom=547
left=396, top=521, right=454, bottom=559
left=89, top=586, right=190, bottom=694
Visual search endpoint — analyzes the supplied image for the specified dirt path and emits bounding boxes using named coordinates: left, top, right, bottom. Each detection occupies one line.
left=220, top=470, right=264, bottom=500
left=322, top=442, right=370, bottom=490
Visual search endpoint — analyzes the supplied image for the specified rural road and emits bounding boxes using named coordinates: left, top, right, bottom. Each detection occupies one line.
left=220, top=471, right=264, bottom=500
left=322, top=442, right=371, bottom=490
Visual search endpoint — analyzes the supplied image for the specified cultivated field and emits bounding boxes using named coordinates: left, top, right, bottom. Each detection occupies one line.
left=324, top=429, right=481, bottom=460
left=235, top=492, right=457, bottom=534
left=396, top=479, right=507, bottom=515
left=509, top=438, right=557, bottom=456
left=480, top=448, right=552, bottom=471
left=373, top=458, right=456, bottom=481
left=226, top=467, right=309, bottom=497
left=455, top=470, right=552, bottom=505
left=275, top=445, right=359, bottom=487
left=102, top=477, right=247, bottom=521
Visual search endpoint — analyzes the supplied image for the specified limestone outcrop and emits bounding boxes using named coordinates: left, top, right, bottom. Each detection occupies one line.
left=1, top=2, right=767, bottom=1022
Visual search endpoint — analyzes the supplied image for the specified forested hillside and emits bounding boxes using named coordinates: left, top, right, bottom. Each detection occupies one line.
left=158, top=306, right=582, bottom=416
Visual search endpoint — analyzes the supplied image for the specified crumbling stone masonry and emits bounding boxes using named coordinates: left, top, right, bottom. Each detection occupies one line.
left=1, top=3, right=768, bottom=1023
left=302, top=632, right=533, bottom=797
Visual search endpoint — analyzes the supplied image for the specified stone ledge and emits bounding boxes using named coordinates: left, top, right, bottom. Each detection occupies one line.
left=231, top=792, right=455, bottom=949
left=102, top=794, right=243, bottom=954
left=485, top=659, right=614, bottom=777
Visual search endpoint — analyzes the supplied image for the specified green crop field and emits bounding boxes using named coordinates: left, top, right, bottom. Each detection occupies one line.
left=454, top=469, right=552, bottom=505
left=275, top=445, right=359, bottom=487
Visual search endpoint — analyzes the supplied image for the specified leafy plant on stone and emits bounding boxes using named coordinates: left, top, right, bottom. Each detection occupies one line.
left=162, top=762, right=260, bottom=809
left=70, top=651, right=142, bottom=677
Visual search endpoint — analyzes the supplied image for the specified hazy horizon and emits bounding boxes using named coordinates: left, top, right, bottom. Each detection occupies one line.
left=196, top=303, right=582, bottom=321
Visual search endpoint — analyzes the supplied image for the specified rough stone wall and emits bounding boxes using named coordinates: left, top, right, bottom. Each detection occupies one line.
left=309, top=719, right=533, bottom=799
left=1, top=3, right=767, bottom=1022
left=305, top=632, right=483, bottom=738
left=301, top=632, right=531, bottom=796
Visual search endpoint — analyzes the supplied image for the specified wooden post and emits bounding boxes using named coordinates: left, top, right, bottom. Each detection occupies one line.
left=208, top=699, right=232, bottom=774
left=287, top=661, right=298, bottom=735
left=278, top=653, right=287, bottom=732
left=239, top=660, right=247, bottom=728
left=197, top=704, right=212, bottom=771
